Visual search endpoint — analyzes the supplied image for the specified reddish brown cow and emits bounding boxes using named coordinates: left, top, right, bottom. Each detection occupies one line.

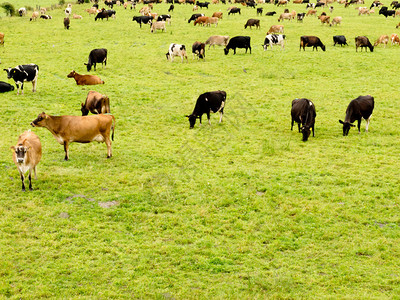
left=212, top=12, right=223, bottom=19
left=194, top=16, right=208, bottom=25
left=31, top=112, right=115, bottom=160
left=81, top=91, right=111, bottom=116
left=67, top=70, right=104, bottom=85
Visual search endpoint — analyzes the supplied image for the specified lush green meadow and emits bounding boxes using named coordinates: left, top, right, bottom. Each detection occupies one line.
left=1, top=0, right=400, bottom=298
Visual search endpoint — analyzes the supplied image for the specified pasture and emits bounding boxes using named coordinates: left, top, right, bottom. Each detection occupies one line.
left=1, top=0, right=400, bottom=298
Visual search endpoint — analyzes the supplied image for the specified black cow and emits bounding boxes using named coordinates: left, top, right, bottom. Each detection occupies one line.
left=0, top=81, right=14, bottom=92
left=188, top=13, right=204, bottom=23
left=196, top=1, right=210, bottom=8
left=106, top=9, right=116, bottom=18
left=224, top=36, right=251, bottom=55
left=168, top=4, right=174, bottom=12
left=64, top=17, right=70, bottom=29
left=85, top=48, right=107, bottom=72
left=192, top=41, right=206, bottom=60
left=244, top=19, right=260, bottom=29
left=333, top=35, right=348, bottom=46
left=256, top=7, right=263, bottom=15
left=379, top=6, right=396, bottom=17
left=315, top=2, right=325, bottom=8
left=186, top=90, right=226, bottom=128
left=291, top=98, right=316, bottom=142
left=265, top=11, right=277, bottom=16
left=355, top=36, right=374, bottom=52
left=247, top=2, right=257, bottom=8
left=95, top=8, right=115, bottom=20
left=132, top=16, right=153, bottom=27
left=339, top=95, right=374, bottom=136
left=3, top=64, right=39, bottom=95
left=228, top=8, right=241, bottom=15
left=300, top=36, right=326, bottom=51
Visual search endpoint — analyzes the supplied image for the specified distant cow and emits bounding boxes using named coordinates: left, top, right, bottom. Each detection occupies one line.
left=299, top=36, right=326, bottom=51
left=65, top=7, right=72, bottom=17
left=391, top=33, right=400, bottom=45
left=3, top=64, right=39, bottom=95
left=186, top=91, right=226, bottom=128
left=40, top=14, right=52, bottom=19
left=228, top=7, right=241, bottom=15
left=257, top=7, right=263, bottom=15
left=151, top=21, right=166, bottom=32
left=11, top=131, right=42, bottom=191
left=73, top=14, right=83, bottom=19
left=267, top=25, right=284, bottom=34
left=168, top=4, right=174, bottom=12
left=263, top=34, right=285, bottom=50
left=188, top=13, right=204, bottom=23
left=64, top=17, right=70, bottom=29
left=212, top=11, right=223, bottom=18
left=67, top=70, right=104, bottom=85
left=0, top=32, right=4, bottom=46
left=31, top=112, right=115, bottom=160
left=205, top=16, right=219, bottom=26
left=192, top=41, right=206, bottom=60
left=265, top=11, right=277, bottom=16
left=330, top=16, right=342, bottom=26
left=132, top=15, right=153, bottom=27
left=278, top=12, right=293, bottom=21
left=18, top=7, right=26, bottom=16
left=30, top=11, right=39, bottom=21
left=81, top=91, right=111, bottom=115
left=297, top=12, right=305, bottom=21
left=0, top=81, right=14, bottom=92
left=95, top=8, right=109, bottom=20
left=355, top=36, right=374, bottom=52
left=157, top=14, right=172, bottom=24
left=194, top=16, right=208, bottom=25
left=333, top=35, right=348, bottom=46
left=205, top=35, right=229, bottom=48
left=85, top=48, right=107, bottom=72
left=196, top=1, right=210, bottom=8
left=291, top=98, right=316, bottom=141
left=374, top=34, right=389, bottom=47
left=224, top=36, right=251, bottom=55
left=166, top=43, right=188, bottom=62
left=339, top=95, right=374, bottom=135
left=379, top=6, right=395, bottom=17
left=244, top=18, right=260, bottom=29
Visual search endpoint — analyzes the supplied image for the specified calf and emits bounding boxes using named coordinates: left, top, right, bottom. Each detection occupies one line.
left=391, top=33, right=400, bottom=45
left=132, top=15, right=153, bottom=27
left=267, top=24, right=284, bottom=34
left=166, top=43, right=188, bottom=62
left=291, top=98, right=316, bottom=141
left=244, top=18, right=260, bottom=29
left=3, top=64, right=39, bottom=95
left=339, top=95, right=374, bottom=135
left=64, top=17, right=70, bottom=29
left=0, top=81, right=14, bottom=92
left=224, top=36, right=251, bottom=55
left=186, top=91, right=226, bottom=128
left=73, top=14, right=83, bottom=19
left=330, top=16, right=342, bottom=25
left=205, top=35, right=229, bottom=48
left=256, top=7, right=263, bottom=15
left=11, top=131, right=42, bottom=191
left=228, top=7, right=241, bottom=15
left=31, top=112, right=115, bottom=160
left=85, top=48, right=107, bottom=72
left=263, top=34, right=285, bottom=50
left=30, top=11, right=39, bottom=21
left=299, top=36, right=326, bottom=51
left=205, top=17, right=219, bottom=26
left=374, top=34, right=389, bottom=47
left=67, top=70, right=104, bottom=85
left=265, top=11, right=277, bottom=16
left=81, top=91, right=111, bottom=115
left=151, top=21, right=166, bottom=32
left=192, top=41, right=206, bottom=60
left=188, top=13, right=204, bottom=23
left=355, top=36, right=374, bottom=52
left=297, top=12, right=306, bottom=21
left=333, top=35, right=348, bottom=46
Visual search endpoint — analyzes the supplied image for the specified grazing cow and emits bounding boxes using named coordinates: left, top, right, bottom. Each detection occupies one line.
left=244, top=18, right=260, bottom=29
left=333, top=35, right=348, bottom=46
left=379, top=6, right=396, bottom=17
left=291, top=98, right=316, bottom=141
left=330, top=16, right=342, bottom=25
left=228, top=7, right=241, bottom=15
left=166, top=43, right=188, bottom=62
left=3, top=64, right=39, bottom=95
left=194, top=16, right=208, bottom=25
left=247, top=2, right=257, bottom=8
left=18, top=7, right=26, bottom=16
left=257, top=7, right=263, bottom=15
left=64, top=17, right=70, bottom=29
left=339, top=95, right=374, bottom=135
left=358, top=7, right=370, bottom=15
left=224, top=36, right=251, bottom=55
left=263, top=34, right=285, bottom=50
left=205, top=17, right=219, bottom=26
left=158, top=14, right=172, bottom=24
left=355, top=36, right=374, bottom=52
left=186, top=91, right=226, bottom=128
left=40, top=14, right=52, bottom=19
left=151, top=21, right=166, bottom=32
left=86, top=7, right=98, bottom=15
left=67, top=71, right=104, bottom=85
left=265, top=11, right=277, bottom=16
left=73, top=14, right=83, bottom=19
left=318, top=15, right=330, bottom=24
left=306, top=3, right=315, bottom=8
left=374, top=34, right=389, bottom=47
left=95, top=9, right=109, bottom=20
left=297, top=12, right=306, bottom=21
left=212, top=11, right=223, bottom=19
left=168, top=4, right=174, bottom=12
left=267, top=24, right=284, bottom=34
left=299, top=36, right=326, bottom=51
left=188, top=13, right=204, bottom=23
left=11, top=131, right=42, bottom=191
left=0, top=81, right=14, bottom=92
left=306, top=9, right=317, bottom=16
left=81, top=91, right=111, bottom=116
left=293, top=0, right=303, bottom=3
left=30, top=11, right=39, bottom=21
left=65, top=7, right=72, bottom=17
left=0, top=32, right=4, bottom=46
left=31, top=112, right=115, bottom=160
left=132, top=15, right=153, bottom=27
left=391, top=33, right=400, bottom=45
left=315, top=1, right=325, bottom=8
left=205, top=35, right=230, bottom=48
left=196, top=1, right=210, bottom=8
left=278, top=12, right=293, bottom=21
left=85, top=48, right=107, bottom=72
left=192, top=41, right=206, bottom=60
left=276, top=0, right=288, bottom=6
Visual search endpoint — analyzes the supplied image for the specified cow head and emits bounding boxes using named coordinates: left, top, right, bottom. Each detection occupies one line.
left=339, top=120, right=355, bottom=136
left=186, top=114, right=198, bottom=128
left=3, top=68, right=12, bottom=79
left=321, top=44, right=326, bottom=51
left=67, top=71, right=76, bottom=78
left=224, top=48, right=229, bottom=55
left=84, top=63, right=92, bottom=72
left=301, top=126, right=311, bottom=142
left=11, top=142, right=30, bottom=164
left=31, top=112, right=49, bottom=127
left=81, top=103, right=89, bottom=116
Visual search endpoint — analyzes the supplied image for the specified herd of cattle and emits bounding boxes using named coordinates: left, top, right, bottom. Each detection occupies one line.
left=5, top=0, right=388, bottom=191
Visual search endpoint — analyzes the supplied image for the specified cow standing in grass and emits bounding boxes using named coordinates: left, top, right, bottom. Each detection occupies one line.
left=85, top=49, right=107, bottom=71
left=339, top=95, right=374, bottom=136
left=291, top=98, right=316, bottom=141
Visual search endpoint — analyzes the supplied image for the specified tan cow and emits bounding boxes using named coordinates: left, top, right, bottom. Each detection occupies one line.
left=278, top=13, right=293, bottom=21
left=277, top=0, right=288, bottom=6
left=11, top=130, right=42, bottom=191
left=151, top=21, right=166, bottom=33
left=306, top=9, right=317, bottom=16
left=391, top=33, right=400, bottom=44
left=67, top=71, right=104, bottom=85
left=206, top=17, right=219, bottom=27
left=205, top=35, right=230, bottom=48
left=31, top=112, right=115, bottom=160
left=267, top=25, right=284, bottom=34
left=330, top=16, right=342, bottom=25
left=212, top=11, right=223, bottom=19
left=86, top=7, right=98, bottom=15
left=73, top=14, right=83, bottom=19
left=81, top=91, right=111, bottom=116
left=318, top=15, right=330, bottom=24
left=30, top=11, right=39, bottom=21
left=374, top=34, right=389, bottom=47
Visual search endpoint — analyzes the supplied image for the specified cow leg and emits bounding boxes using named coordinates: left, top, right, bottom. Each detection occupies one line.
left=20, top=172, right=26, bottom=191
left=20, top=83, right=24, bottom=95
left=357, top=119, right=361, bottom=133
left=207, top=112, right=211, bottom=125
left=106, top=137, right=112, bottom=158
left=298, top=123, right=301, bottom=133
left=233, top=48, right=236, bottom=54
left=219, top=111, right=223, bottom=123
left=365, top=116, right=371, bottom=132
left=28, top=170, right=33, bottom=191
left=32, top=79, right=37, bottom=92
left=63, top=141, right=69, bottom=160
left=94, top=63, right=96, bottom=71
left=16, top=83, right=20, bottom=95
left=291, top=118, right=294, bottom=131
left=312, top=124, right=315, bottom=137
left=34, top=166, right=38, bottom=180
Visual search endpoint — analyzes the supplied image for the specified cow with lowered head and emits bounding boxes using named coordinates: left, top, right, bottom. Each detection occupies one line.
left=3, top=64, right=39, bottom=95
left=291, top=98, right=316, bottom=141
left=186, top=90, right=226, bottom=128
left=339, top=95, right=374, bottom=136
left=81, top=90, right=111, bottom=116
left=300, top=36, right=326, bottom=51
left=85, top=48, right=107, bottom=71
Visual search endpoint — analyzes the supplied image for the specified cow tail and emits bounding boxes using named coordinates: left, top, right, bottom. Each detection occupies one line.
left=111, top=115, right=115, bottom=141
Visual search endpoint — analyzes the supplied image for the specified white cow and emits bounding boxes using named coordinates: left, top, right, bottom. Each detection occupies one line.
left=263, top=34, right=286, bottom=50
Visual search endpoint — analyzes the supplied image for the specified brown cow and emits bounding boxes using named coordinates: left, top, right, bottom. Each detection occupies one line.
left=212, top=11, right=223, bottom=19
left=31, top=112, right=115, bottom=160
left=11, top=130, right=42, bottom=191
left=391, top=33, right=400, bottom=45
left=318, top=15, right=330, bottom=24
left=81, top=91, right=111, bottom=116
left=306, top=9, right=317, bottom=16
left=355, top=36, right=374, bottom=52
left=194, top=16, right=208, bottom=25
left=205, top=35, right=230, bottom=48
left=374, top=34, right=389, bottom=47
left=267, top=25, right=284, bottom=34
left=205, top=17, right=219, bottom=27
left=0, top=32, right=4, bottom=46
left=244, top=19, right=260, bottom=29
left=64, top=17, right=70, bottom=29
left=67, top=71, right=104, bottom=85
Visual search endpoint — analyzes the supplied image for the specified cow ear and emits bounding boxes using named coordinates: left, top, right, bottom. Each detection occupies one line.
left=339, top=120, right=344, bottom=124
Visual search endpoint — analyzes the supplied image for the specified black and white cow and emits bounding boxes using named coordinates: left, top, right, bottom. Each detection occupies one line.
left=132, top=15, right=153, bottom=28
left=84, top=48, right=107, bottom=72
left=188, top=13, right=204, bottom=23
left=3, top=64, right=39, bottom=95
left=291, top=98, right=316, bottom=141
left=263, top=34, right=285, bottom=50
left=192, top=41, right=206, bottom=60
left=339, top=95, right=374, bottom=136
left=186, top=90, right=226, bottom=128
left=333, top=35, right=348, bottom=46
left=157, top=14, right=172, bottom=24
left=166, top=43, right=188, bottom=62
left=0, top=81, right=14, bottom=92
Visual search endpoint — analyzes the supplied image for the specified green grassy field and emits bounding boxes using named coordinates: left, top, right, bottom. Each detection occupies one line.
left=1, top=0, right=400, bottom=298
